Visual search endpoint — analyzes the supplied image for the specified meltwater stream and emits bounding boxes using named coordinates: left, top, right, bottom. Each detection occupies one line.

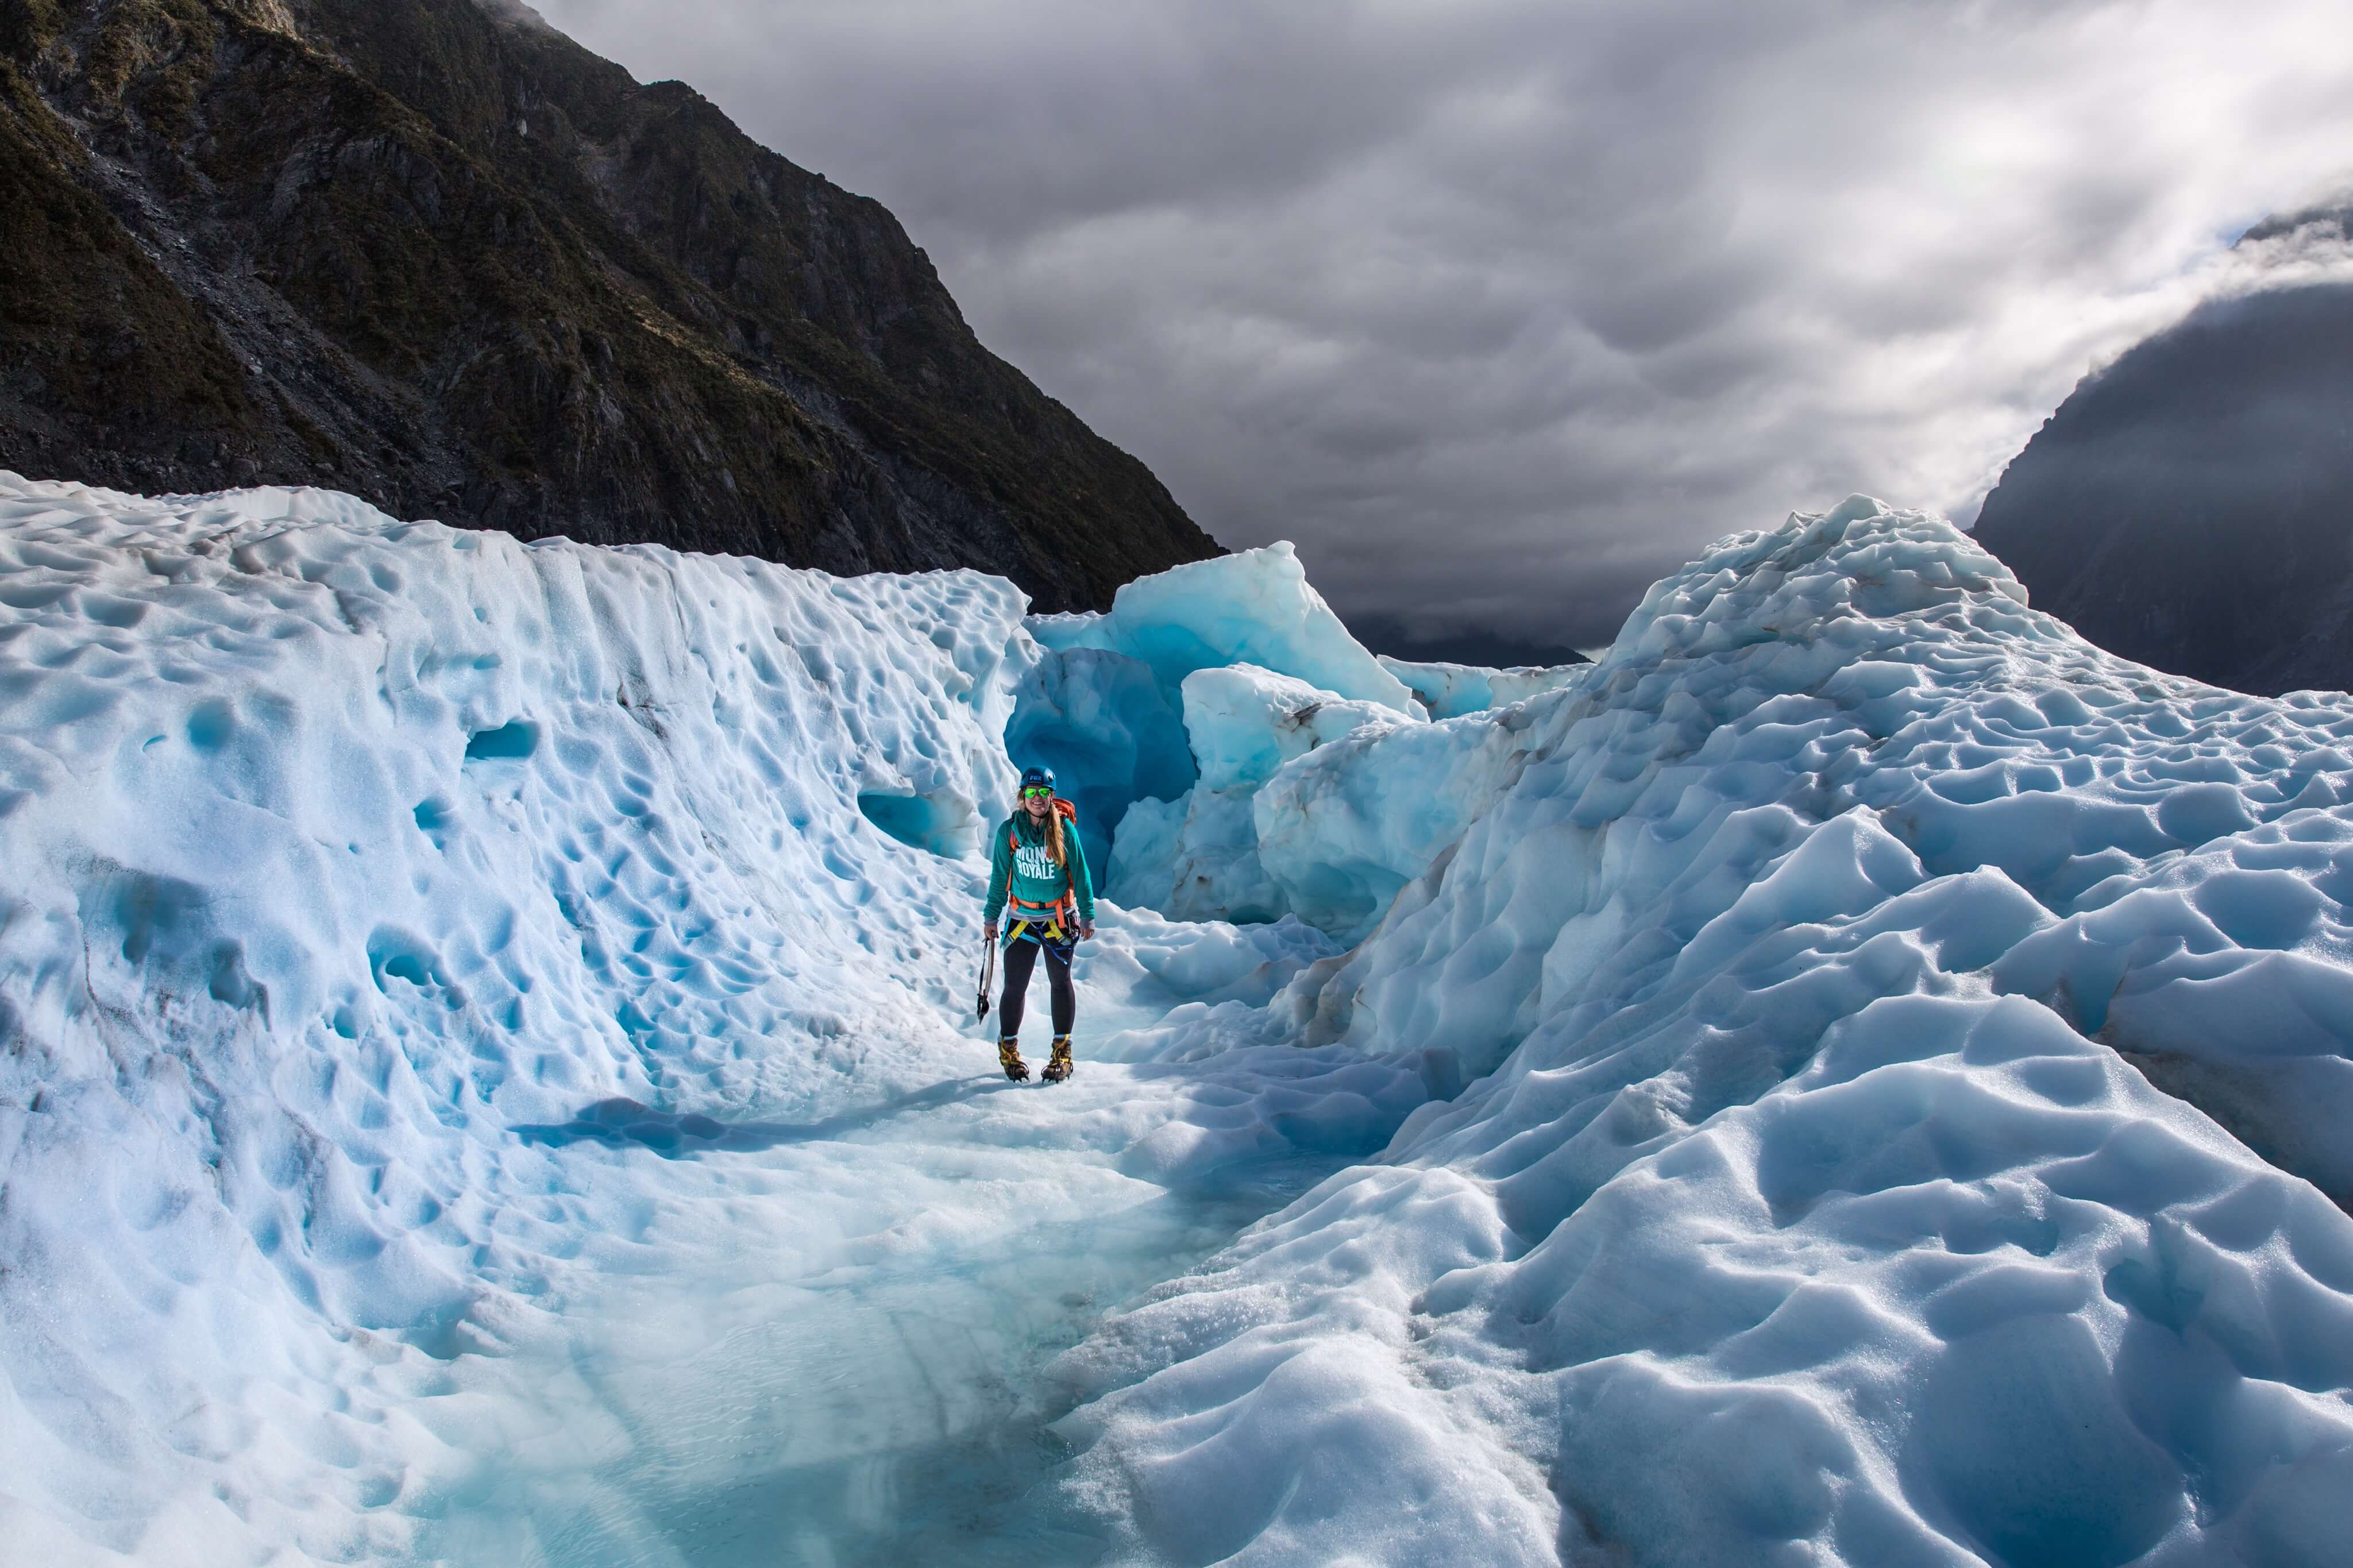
left=416, top=1068, right=1352, bottom=1568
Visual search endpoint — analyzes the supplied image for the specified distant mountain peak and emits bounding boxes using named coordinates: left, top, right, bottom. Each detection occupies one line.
left=1973, top=235, right=2353, bottom=697
left=0, top=0, right=1221, bottom=607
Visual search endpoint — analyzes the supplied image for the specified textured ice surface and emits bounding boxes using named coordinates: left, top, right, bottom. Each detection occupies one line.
left=1035, top=550, right=1442, bottom=932
left=1002, top=645, right=1195, bottom=869
left=1105, top=665, right=1406, bottom=925
left=1378, top=654, right=1589, bottom=719
left=0, top=476, right=1427, bottom=1565
left=1029, top=542, right=1419, bottom=716
left=1048, top=496, right=2353, bottom=1566
left=1180, top=665, right=1402, bottom=794
left=1252, top=696, right=1545, bottom=943
left=1016, top=544, right=1419, bottom=887
left=9, top=478, right=2353, bottom=1567
left=1104, top=654, right=1557, bottom=938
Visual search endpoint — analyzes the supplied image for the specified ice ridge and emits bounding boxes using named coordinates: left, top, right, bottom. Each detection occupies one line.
left=1048, top=496, right=2353, bottom=1566
left=5, top=476, right=2352, bottom=1566
left=0, top=474, right=1429, bottom=1563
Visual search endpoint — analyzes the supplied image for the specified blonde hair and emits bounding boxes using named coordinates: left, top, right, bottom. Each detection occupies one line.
left=1019, top=793, right=1069, bottom=871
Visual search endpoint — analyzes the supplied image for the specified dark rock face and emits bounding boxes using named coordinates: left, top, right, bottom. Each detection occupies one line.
left=0, top=0, right=1220, bottom=608
left=1973, top=231, right=2353, bottom=697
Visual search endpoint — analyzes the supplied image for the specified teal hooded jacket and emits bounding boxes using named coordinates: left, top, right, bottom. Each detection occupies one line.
left=983, top=808, right=1096, bottom=929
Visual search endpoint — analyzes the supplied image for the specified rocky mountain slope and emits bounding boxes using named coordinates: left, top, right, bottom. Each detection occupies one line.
left=1973, top=204, right=2353, bottom=697
left=0, top=0, right=1220, bottom=608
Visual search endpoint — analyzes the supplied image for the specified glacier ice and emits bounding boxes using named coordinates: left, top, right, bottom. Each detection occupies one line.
left=1041, top=557, right=1589, bottom=937
left=1252, top=695, right=1546, bottom=943
left=1029, top=540, right=1419, bottom=717
left=1107, top=777, right=1284, bottom=924
left=1050, top=495, right=2353, bottom=1566
left=1379, top=652, right=1589, bottom=719
left=1179, top=664, right=1403, bottom=794
left=6, top=476, right=2353, bottom=1567
left=1002, top=644, right=1195, bottom=869
left=0, top=476, right=1425, bottom=1565
left=1105, top=664, right=1406, bottom=925
left=1024, top=544, right=1431, bottom=916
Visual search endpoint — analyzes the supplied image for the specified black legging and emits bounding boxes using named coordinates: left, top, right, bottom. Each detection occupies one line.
left=999, top=936, right=1075, bottom=1039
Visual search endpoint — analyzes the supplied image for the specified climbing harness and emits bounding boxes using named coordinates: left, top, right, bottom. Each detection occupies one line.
left=1004, top=797, right=1082, bottom=928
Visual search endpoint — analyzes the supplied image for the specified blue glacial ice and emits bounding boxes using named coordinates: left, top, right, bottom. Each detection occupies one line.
left=0, top=477, right=1424, bottom=1565
left=1379, top=653, right=1588, bottom=719
left=1051, top=496, right=2353, bottom=1566
left=1025, top=543, right=1424, bottom=900
left=1029, top=540, right=1419, bottom=717
left=1003, top=644, right=1197, bottom=871
left=1105, top=663, right=1409, bottom=926
left=3, top=474, right=2352, bottom=1567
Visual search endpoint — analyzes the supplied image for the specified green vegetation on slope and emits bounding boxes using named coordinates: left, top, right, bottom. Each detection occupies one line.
left=0, top=0, right=1219, bottom=607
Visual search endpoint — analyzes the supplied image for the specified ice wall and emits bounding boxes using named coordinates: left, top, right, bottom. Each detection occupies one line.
left=1032, top=546, right=1605, bottom=938
left=12, top=474, right=2353, bottom=1568
left=1105, top=657, right=1569, bottom=939
left=1105, top=665, right=1407, bottom=924
left=1000, top=645, right=1195, bottom=868
left=0, top=476, right=1436, bottom=1564
left=0, top=476, right=1045, bottom=1558
left=1021, top=544, right=1434, bottom=928
left=1052, top=497, right=2353, bottom=1566
left=1030, top=542, right=1419, bottom=717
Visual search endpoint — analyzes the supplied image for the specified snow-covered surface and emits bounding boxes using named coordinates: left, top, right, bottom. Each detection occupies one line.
left=6, top=476, right=2353, bottom=1566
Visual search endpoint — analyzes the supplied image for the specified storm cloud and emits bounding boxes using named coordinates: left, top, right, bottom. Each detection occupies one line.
left=530, top=0, right=2353, bottom=657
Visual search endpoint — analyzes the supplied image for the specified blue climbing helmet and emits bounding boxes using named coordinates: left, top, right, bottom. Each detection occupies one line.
left=1019, top=764, right=1056, bottom=797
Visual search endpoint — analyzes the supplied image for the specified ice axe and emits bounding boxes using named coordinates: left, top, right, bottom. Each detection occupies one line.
left=976, top=929, right=996, bottom=1024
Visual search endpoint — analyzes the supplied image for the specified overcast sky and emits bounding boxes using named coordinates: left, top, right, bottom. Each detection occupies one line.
left=531, top=0, right=2353, bottom=658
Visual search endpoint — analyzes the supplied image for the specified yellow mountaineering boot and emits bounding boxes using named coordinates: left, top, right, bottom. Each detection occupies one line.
left=998, top=1038, right=1029, bottom=1082
left=1042, top=1035, right=1074, bottom=1084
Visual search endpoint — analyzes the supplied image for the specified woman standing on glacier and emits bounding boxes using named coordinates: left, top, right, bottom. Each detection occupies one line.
left=982, top=764, right=1096, bottom=1083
